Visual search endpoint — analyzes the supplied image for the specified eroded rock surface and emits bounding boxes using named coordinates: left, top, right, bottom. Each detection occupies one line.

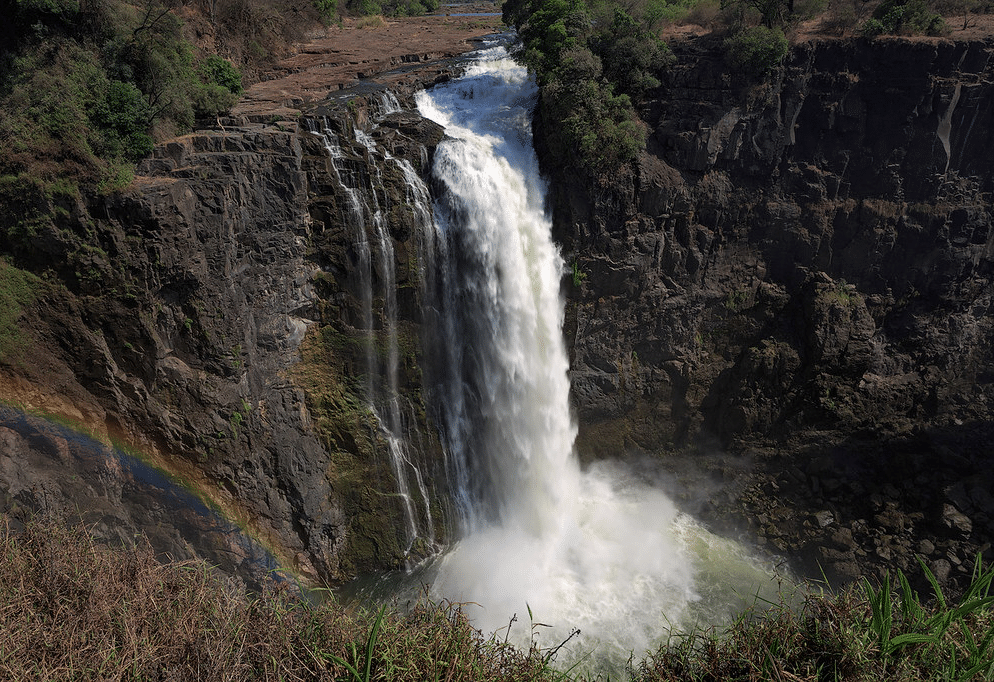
left=545, top=36, right=994, bottom=592
left=1, top=95, right=448, bottom=586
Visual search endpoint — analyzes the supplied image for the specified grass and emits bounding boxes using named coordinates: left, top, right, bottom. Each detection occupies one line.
left=631, top=558, right=994, bottom=681
left=4, top=517, right=994, bottom=681
left=0, top=518, right=568, bottom=682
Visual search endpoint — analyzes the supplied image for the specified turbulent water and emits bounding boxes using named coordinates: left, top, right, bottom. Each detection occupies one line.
left=411, top=45, right=782, bottom=668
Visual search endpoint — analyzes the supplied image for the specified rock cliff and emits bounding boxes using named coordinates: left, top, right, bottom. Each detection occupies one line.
left=543, top=35, right=994, bottom=589
left=4, top=30, right=993, bottom=595
left=0, top=92, right=448, bottom=586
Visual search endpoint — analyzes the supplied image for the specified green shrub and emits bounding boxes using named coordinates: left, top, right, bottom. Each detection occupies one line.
left=314, top=0, right=339, bottom=22
left=505, top=0, right=676, bottom=173
left=642, top=0, right=699, bottom=29
left=197, top=55, right=243, bottom=95
left=0, top=258, right=42, bottom=361
left=723, top=25, right=788, bottom=76
left=594, top=8, right=674, bottom=98
left=861, top=0, right=947, bottom=34
left=89, top=79, right=154, bottom=162
left=543, top=72, right=647, bottom=170
left=96, top=159, right=135, bottom=194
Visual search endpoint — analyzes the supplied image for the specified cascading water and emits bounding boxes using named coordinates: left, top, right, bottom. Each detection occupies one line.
left=415, top=44, right=781, bottom=668
left=309, top=118, right=438, bottom=564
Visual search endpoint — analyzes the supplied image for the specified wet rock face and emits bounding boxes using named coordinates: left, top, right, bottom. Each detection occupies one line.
left=544, top=37, right=994, bottom=590
left=1, top=97, right=447, bottom=586
left=0, top=407, right=278, bottom=590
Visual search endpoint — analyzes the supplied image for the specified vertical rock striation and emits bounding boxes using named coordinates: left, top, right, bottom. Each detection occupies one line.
left=0, top=97, right=447, bottom=586
left=541, top=35, right=994, bottom=589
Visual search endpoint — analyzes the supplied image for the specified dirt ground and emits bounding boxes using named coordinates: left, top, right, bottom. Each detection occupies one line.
left=666, top=4, right=994, bottom=42
left=232, top=3, right=994, bottom=119
left=232, top=3, right=505, bottom=120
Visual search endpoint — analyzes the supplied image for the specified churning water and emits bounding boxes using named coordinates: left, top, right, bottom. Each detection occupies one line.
left=412, top=45, right=784, bottom=669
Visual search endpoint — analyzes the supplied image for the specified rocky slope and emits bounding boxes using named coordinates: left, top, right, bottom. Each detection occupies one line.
left=545, top=34, right=994, bottom=591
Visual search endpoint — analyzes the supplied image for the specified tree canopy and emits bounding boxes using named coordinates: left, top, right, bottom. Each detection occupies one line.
left=503, top=0, right=676, bottom=172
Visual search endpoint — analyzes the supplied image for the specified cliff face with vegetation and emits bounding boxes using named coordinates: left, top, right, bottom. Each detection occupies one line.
left=2, top=0, right=993, bottom=595
left=0, top=96, right=450, bottom=585
left=545, top=34, right=994, bottom=589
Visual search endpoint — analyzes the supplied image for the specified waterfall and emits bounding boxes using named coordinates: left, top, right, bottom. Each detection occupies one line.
left=308, top=117, right=437, bottom=564
left=308, top=46, right=779, bottom=669
left=416, top=45, right=778, bottom=667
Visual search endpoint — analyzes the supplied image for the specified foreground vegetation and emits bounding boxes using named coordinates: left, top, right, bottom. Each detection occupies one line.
left=3, top=517, right=993, bottom=680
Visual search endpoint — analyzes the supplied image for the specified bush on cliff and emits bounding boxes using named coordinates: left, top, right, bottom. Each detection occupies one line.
left=723, top=25, right=788, bottom=76
left=503, top=0, right=674, bottom=173
left=0, top=0, right=250, bottom=238
left=539, top=48, right=649, bottom=170
left=861, top=0, right=948, bottom=35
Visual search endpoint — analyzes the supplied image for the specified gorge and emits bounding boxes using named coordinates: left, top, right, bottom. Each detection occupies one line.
left=1, top=6, right=993, bottom=661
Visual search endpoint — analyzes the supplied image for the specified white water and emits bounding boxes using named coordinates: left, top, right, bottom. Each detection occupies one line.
left=415, top=47, right=781, bottom=668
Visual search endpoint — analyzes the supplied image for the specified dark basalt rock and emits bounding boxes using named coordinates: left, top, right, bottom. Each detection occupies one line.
left=0, top=99, right=448, bottom=587
left=543, top=36, right=994, bottom=593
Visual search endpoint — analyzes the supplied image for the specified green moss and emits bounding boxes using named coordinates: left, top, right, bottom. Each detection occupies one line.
left=0, top=259, right=42, bottom=363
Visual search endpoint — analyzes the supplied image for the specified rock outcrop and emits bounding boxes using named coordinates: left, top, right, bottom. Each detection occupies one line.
left=4, top=28, right=993, bottom=597
left=544, top=35, right=994, bottom=591
left=0, top=94, right=448, bottom=586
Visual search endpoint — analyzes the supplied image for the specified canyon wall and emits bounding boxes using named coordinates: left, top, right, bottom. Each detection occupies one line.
left=3, top=34, right=993, bottom=593
left=543, top=35, right=994, bottom=588
left=0, top=94, right=449, bottom=586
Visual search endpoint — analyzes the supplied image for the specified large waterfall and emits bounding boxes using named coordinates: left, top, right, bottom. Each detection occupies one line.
left=310, top=42, right=781, bottom=670
left=415, top=46, right=778, bottom=666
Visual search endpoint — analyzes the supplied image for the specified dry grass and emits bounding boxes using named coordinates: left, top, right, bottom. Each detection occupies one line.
left=356, top=14, right=389, bottom=28
left=4, top=518, right=992, bottom=681
left=0, top=518, right=567, bottom=681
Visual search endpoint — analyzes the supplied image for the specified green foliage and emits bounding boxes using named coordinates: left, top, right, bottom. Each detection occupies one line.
left=12, top=0, right=80, bottom=29
left=641, top=0, right=700, bottom=28
left=571, top=260, right=587, bottom=287
left=89, top=79, right=154, bottom=162
left=96, top=159, right=136, bottom=193
left=633, top=558, right=994, bottom=681
left=0, top=0, right=255, bottom=223
left=861, top=0, right=947, bottom=35
left=314, top=0, right=339, bottom=22
left=0, top=173, right=79, bottom=247
left=341, top=0, right=438, bottom=17
left=593, top=8, right=674, bottom=98
left=723, top=25, right=788, bottom=76
left=197, top=54, right=243, bottom=95
left=505, top=0, right=675, bottom=173
left=0, top=258, right=42, bottom=362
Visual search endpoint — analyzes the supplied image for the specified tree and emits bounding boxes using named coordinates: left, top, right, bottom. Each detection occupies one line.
left=721, top=0, right=791, bottom=27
